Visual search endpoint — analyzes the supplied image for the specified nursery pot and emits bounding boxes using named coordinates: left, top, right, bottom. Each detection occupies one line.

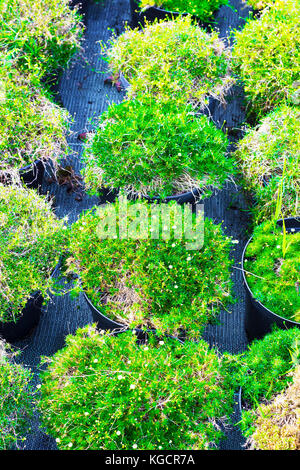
left=99, top=187, right=202, bottom=205
left=84, top=292, right=126, bottom=331
left=0, top=292, right=43, bottom=343
left=19, top=160, right=45, bottom=190
left=242, top=217, right=300, bottom=342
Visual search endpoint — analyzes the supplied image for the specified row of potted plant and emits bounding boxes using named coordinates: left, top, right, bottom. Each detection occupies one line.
left=0, top=0, right=83, bottom=187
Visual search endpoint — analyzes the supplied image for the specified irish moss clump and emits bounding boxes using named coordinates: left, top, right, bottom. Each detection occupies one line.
left=244, top=220, right=300, bottom=322
left=232, top=0, right=300, bottom=117
left=0, top=184, right=67, bottom=323
left=67, top=199, right=234, bottom=338
left=138, top=0, right=228, bottom=21
left=0, top=340, right=34, bottom=449
left=105, top=15, right=233, bottom=106
left=0, top=0, right=83, bottom=78
left=235, top=106, right=299, bottom=223
left=39, top=326, right=235, bottom=450
left=0, top=61, right=68, bottom=173
left=247, top=366, right=300, bottom=450
left=83, top=96, right=235, bottom=199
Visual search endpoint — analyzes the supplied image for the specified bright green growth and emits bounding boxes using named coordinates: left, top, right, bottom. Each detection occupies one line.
left=244, top=220, right=300, bottom=322
left=138, top=0, right=228, bottom=22
left=83, top=96, right=234, bottom=199
left=0, top=340, right=34, bottom=449
left=232, top=0, right=300, bottom=117
left=105, top=15, right=234, bottom=106
left=0, top=184, right=67, bottom=323
left=0, top=62, right=68, bottom=172
left=229, top=328, right=300, bottom=439
left=235, top=106, right=299, bottom=223
left=0, top=0, right=83, bottom=78
left=39, top=326, right=235, bottom=450
left=67, top=199, right=234, bottom=338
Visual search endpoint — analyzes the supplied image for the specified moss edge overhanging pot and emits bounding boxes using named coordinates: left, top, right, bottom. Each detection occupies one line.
left=98, top=187, right=202, bottom=205
left=241, top=217, right=300, bottom=342
left=0, top=292, right=43, bottom=343
left=19, top=160, right=45, bottom=190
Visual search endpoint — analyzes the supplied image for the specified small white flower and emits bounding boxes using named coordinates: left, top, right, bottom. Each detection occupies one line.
left=277, top=245, right=281, bottom=249
left=55, top=438, right=60, bottom=443
left=36, top=384, right=41, bottom=389
left=84, top=412, right=89, bottom=416
left=130, top=384, right=136, bottom=390
left=187, top=256, right=191, bottom=261
left=144, top=346, right=149, bottom=351
left=291, top=228, right=295, bottom=232
left=171, top=243, right=176, bottom=247
left=68, top=443, right=73, bottom=448
left=232, top=240, right=239, bottom=244
left=127, top=360, right=131, bottom=364
left=168, top=265, right=173, bottom=269
left=133, top=444, right=137, bottom=449
left=174, top=285, right=178, bottom=289
left=169, top=440, right=172, bottom=443
left=159, top=341, right=164, bottom=345
left=118, top=375, right=123, bottom=380
left=116, top=431, right=121, bottom=436
left=93, top=359, right=98, bottom=363
left=159, top=446, right=162, bottom=450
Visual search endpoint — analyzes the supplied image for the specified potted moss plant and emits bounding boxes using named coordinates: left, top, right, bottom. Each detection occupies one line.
left=38, top=325, right=235, bottom=450
left=0, top=0, right=83, bottom=80
left=0, top=62, right=69, bottom=189
left=83, top=96, right=235, bottom=202
left=0, top=339, right=34, bottom=449
left=67, top=198, right=234, bottom=339
left=245, top=365, right=300, bottom=450
left=104, top=15, right=234, bottom=107
left=241, top=218, right=300, bottom=341
left=231, top=328, right=300, bottom=448
left=235, top=105, right=299, bottom=223
left=232, top=0, right=299, bottom=118
left=131, top=0, right=228, bottom=28
left=0, top=184, right=67, bottom=342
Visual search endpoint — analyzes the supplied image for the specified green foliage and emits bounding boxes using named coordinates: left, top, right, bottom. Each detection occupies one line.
left=0, top=60, right=69, bottom=171
left=244, top=220, right=300, bottom=322
left=39, top=326, right=235, bottom=450
left=83, top=96, right=235, bottom=198
left=105, top=15, right=234, bottom=106
left=0, top=0, right=83, bottom=78
left=235, top=106, right=299, bottom=223
left=232, top=328, right=300, bottom=438
left=0, top=340, right=34, bottom=449
left=0, top=184, right=68, bottom=323
left=138, top=0, right=228, bottom=21
left=67, top=199, right=234, bottom=338
left=232, top=0, right=300, bottom=117
left=245, top=0, right=274, bottom=9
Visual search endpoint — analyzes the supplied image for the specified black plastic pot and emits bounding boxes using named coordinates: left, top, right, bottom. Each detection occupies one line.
left=84, top=291, right=126, bottom=331
left=130, top=0, right=210, bottom=30
left=242, top=217, right=300, bottom=342
left=0, top=293, right=43, bottom=343
left=99, top=187, right=201, bottom=205
left=19, top=160, right=45, bottom=190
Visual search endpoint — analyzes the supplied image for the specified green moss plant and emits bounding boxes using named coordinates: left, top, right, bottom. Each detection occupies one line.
left=235, top=106, right=299, bottom=223
left=232, top=0, right=300, bottom=117
left=0, top=0, right=83, bottom=78
left=83, top=96, right=235, bottom=199
left=244, top=220, right=300, bottom=322
left=39, top=326, right=235, bottom=450
left=0, top=184, right=67, bottom=323
left=104, top=15, right=234, bottom=107
left=0, top=62, right=69, bottom=174
left=138, top=0, right=228, bottom=22
left=67, top=199, right=234, bottom=338
left=0, top=339, right=34, bottom=449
